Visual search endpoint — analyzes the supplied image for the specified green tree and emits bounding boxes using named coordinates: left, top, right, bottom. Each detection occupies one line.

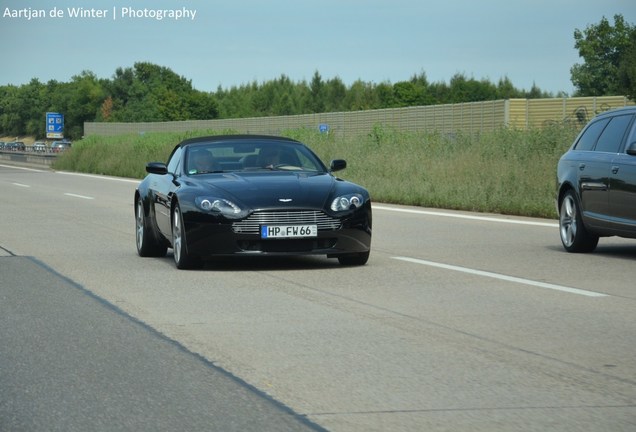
left=0, top=64, right=556, bottom=138
left=448, top=73, right=498, bottom=103
left=252, top=77, right=278, bottom=116
left=215, top=82, right=258, bottom=118
left=375, top=81, right=396, bottom=108
left=0, top=85, right=21, bottom=136
left=104, top=62, right=217, bottom=122
left=391, top=73, right=435, bottom=107
left=270, top=75, right=297, bottom=116
left=428, top=81, right=451, bottom=104
left=393, top=81, right=421, bottom=106
left=343, top=80, right=378, bottom=111
left=496, top=77, right=521, bottom=99
left=617, top=28, right=636, bottom=100
left=66, top=71, right=105, bottom=137
left=571, top=14, right=635, bottom=96
left=23, top=79, right=48, bottom=136
left=0, top=79, right=53, bottom=138
left=188, top=91, right=219, bottom=120
left=309, top=71, right=325, bottom=113
left=324, top=76, right=347, bottom=112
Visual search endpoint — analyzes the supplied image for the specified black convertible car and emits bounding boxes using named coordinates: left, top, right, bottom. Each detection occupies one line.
left=135, top=135, right=372, bottom=269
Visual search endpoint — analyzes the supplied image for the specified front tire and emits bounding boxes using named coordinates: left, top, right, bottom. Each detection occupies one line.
left=172, top=203, right=202, bottom=269
left=559, top=190, right=599, bottom=253
left=136, top=196, right=167, bottom=257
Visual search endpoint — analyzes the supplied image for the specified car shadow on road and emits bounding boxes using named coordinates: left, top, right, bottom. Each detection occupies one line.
left=546, top=243, right=636, bottom=260
left=593, top=244, right=636, bottom=259
left=179, top=254, right=345, bottom=272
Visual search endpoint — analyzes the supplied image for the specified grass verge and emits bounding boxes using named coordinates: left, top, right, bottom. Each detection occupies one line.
left=52, top=125, right=579, bottom=219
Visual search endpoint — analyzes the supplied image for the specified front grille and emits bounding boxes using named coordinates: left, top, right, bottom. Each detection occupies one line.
left=232, top=210, right=341, bottom=234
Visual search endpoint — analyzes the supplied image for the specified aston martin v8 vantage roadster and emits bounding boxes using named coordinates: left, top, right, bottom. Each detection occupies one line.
left=135, top=135, right=372, bottom=269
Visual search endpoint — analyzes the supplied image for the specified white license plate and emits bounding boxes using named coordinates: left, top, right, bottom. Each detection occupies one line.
left=261, top=225, right=317, bottom=239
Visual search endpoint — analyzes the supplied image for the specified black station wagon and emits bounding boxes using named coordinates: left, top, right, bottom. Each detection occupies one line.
left=557, top=106, right=636, bottom=252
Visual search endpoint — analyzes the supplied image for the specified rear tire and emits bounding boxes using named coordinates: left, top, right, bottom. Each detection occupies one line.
left=136, top=196, right=167, bottom=257
left=559, top=190, right=599, bottom=253
left=172, top=203, right=202, bottom=269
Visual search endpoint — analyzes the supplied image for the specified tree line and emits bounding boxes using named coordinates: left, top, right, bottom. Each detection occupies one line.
left=0, top=64, right=555, bottom=140
left=1, top=14, right=633, bottom=140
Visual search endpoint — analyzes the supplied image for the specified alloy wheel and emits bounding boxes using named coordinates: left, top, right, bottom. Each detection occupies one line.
left=136, top=198, right=145, bottom=251
left=173, top=206, right=183, bottom=265
left=559, top=194, right=576, bottom=248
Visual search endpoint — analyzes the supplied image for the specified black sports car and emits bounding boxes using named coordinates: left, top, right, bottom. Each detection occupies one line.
left=135, top=135, right=372, bottom=269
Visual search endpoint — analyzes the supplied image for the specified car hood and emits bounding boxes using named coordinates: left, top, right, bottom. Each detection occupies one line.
left=199, top=172, right=337, bottom=209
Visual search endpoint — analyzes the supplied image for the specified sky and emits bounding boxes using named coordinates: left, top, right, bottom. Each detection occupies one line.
left=1, top=0, right=634, bottom=96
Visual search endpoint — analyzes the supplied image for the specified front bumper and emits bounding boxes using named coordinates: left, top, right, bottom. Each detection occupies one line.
left=181, top=205, right=372, bottom=258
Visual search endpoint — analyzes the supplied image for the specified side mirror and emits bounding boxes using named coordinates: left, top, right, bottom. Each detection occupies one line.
left=146, top=162, right=168, bottom=175
left=627, top=142, right=636, bottom=156
left=329, top=159, right=347, bottom=172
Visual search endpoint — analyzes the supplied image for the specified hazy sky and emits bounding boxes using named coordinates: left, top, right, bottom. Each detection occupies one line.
left=1, top=0, right=634, bottom=95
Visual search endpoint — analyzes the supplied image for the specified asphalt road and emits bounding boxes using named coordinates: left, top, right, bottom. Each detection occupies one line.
left=0, top=256, right=323, bottom=432
left=1, top=163, right=635, bottom=431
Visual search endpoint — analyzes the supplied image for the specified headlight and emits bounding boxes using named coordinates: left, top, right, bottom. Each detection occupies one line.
left=195, top=197, right=246, bottom=219
left=330, top=193, right=364, bottom=212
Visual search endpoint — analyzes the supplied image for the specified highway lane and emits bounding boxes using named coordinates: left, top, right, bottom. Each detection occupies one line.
left=0, top=256, right=324, bottom=432
left=1, top=164, right=635, bottom=431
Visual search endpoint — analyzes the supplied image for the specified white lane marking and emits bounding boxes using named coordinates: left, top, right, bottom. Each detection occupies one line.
left=1, top=165, right=139, bottom=183
left=12, top=182, right=30, bottom=188
left=0, top=164, right=45, bottom=172
left=64, top=193, right=94, bottom=200
left=373, top=205, right=558, bottom=228
left=392, top=256, right=608, bottom=298
left=56, top=171, right=140, bottom=184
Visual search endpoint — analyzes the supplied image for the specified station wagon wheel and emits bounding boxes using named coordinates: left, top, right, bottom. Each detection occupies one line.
left=559, top=190, right=599, bottom=253
left=136, top=196, right=167, bottom=257
left=172, top=203, right=202, bottom=269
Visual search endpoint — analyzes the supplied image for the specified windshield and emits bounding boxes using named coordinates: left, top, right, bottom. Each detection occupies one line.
left=185, top=140, right=327, bottom=175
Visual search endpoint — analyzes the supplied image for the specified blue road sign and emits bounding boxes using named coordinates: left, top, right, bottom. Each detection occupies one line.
left=46, top=112, right=64, bottom=138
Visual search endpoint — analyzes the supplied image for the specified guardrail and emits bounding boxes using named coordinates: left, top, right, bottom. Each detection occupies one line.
left=0, top=150, right=58, bottom=167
